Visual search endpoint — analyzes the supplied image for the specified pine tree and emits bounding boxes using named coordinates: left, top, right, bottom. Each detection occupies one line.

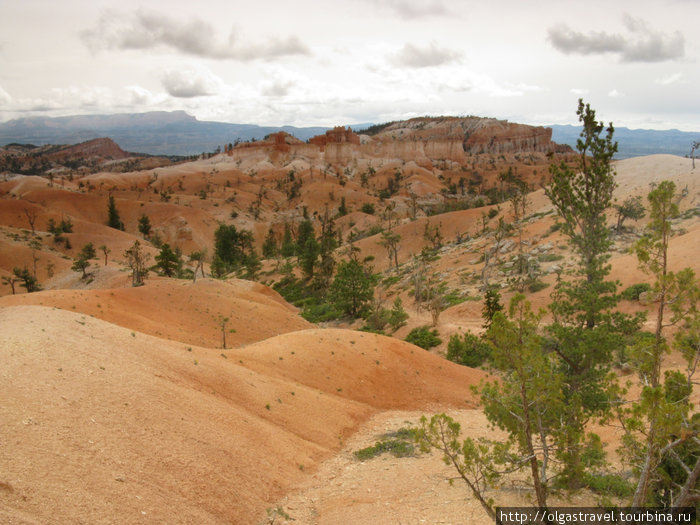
left=481, top=288, right=503, bottom=330
left=280, top=223, right=295, bottom=258
left=545, top=99, right=641, bottom=487
left=13, top=266, right=41, bottom=292
left=71, top=243, right=97, bottom=279
left=212, top=224, right=255, bottom=276
left=481, top=294, right=563, bottom=508
left=624, top=181, right=700, bottom=505
left=138, top=214, right=152, bottom=238
left=330, top=258, right=374, bottom=318
left=262, top=227, right=278, bottom=258
left=107, top=195, right=124, bottom=230
left=299, top=235, right=319, bottom=281
left=155, top=243, right=181, bottom=277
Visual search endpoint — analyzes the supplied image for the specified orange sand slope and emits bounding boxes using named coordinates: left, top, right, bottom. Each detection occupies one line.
left=0, top=305, right=484, bottom=525
left=0, top=278, right=311, bottom=348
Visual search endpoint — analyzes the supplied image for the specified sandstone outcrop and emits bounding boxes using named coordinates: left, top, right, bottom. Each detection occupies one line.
left=227, top=117, right=571, bottom=166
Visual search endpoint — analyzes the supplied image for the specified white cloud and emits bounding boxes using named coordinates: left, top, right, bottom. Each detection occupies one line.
left=0, top=85, right=12, bottom=105
left=126, top=85, right=157, bottom=105
left=608, top=89, right=624, bottom=98
left=570, top=88, right=589, bottom=95
left=161, top=67, right=224, bottom=98
left=655, top=72, right=683, bottom=85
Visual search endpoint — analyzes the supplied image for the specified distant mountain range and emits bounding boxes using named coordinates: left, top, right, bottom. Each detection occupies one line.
left=0, top=111, right=696, bottom=159
left=549, top=125, right=698, bottom=160
left=0, top=111, right=331, bottom=156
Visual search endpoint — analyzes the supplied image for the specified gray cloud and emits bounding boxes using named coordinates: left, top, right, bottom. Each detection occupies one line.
left=261, top=80, right=295, bottom=97
left=380, top=0, right=452, bottom=19
left=547, top=15, right=685, bottom=62
left=81, top=9, right=310, bottom=60
left=161, top=69, right=219, bottom=98
left=391, top=41, right=462, bottom=68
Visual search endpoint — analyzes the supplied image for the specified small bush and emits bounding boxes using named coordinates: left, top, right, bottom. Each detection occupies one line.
left=527, top=280, right=549, bottom=293
left=405, top=326, right=442, bottom=350
left=582, top=472, right=634, bottom=498
left=446, top=332, right=491, bottom=367
left=300, top=301, right=342, bottom=323
left=621, top=282, right=652, bottom=301
left=360, top=203, right=375, bottom=215
left=547, top=222, right=562, bottom=234
left=353, top=428, right=416, bottom=460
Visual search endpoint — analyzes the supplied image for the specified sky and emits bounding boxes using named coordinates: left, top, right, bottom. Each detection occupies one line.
left=0, top=0, right=698, bottom=130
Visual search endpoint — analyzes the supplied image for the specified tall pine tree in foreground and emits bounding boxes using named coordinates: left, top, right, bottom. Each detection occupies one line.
left=545, top=99, right=642, bottom=488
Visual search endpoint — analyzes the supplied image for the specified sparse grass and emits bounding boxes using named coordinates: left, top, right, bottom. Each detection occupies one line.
left=537, top=253, right=564, bottom=262
left=353, top=428, right=416, bottom=460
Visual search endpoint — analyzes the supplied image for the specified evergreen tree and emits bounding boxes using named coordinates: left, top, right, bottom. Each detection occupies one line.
left=314, top=209, right=338, bottom=292
left=80, top=242, right=97, bottom=260
left=107, top=195, right=124, bottom=230
left=481, top=294, right=563, bottom=508
left=330, top=258, right=374, bottom=318
left=138, top=214, right=152, bottom=238
left=155, top=243, right=181, bottom=277
left=299, top=235, right=319, bottom=281
left=71, top=243, right=97, bottom=279
left=13, top=266, right=41, bottom=292
left=481, top=288, right=503, bottom=330
left=624, top=181, right=700, bottom=505
left=212, top=223, right=255, bottom=276
left=295, top=219, right=314, bottom=258
left=71, top=256, right=90, bottom=279
left=545, top=99, right=641, bottom=487
left=262, top=226, right=278, bottom=259
left=280, top=223, right=295, bottom=258
left=338, top=196, right=348, bottom=217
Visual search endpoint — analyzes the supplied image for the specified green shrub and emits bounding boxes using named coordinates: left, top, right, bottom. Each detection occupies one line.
left=405, top=326, right=442, bottom=349
left=621, top=282, right=652, bottom=301
left=361, top=203, right=375, bottom=215
left=446, top=332, right=491, bottom=367
left=300, top=301, right=342, bottom=323
left=353, top=428, right=416, bottom=460
left=443, top=290, right=467, bottom=308
left=537, top=253, right=564, bottom=262
left=582, top=472, right=634, bottom=498
left=527, top=280, right=549, bottom=293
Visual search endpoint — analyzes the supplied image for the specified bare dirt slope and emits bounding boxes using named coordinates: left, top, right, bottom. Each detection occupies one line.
left=0, top=305, right=484, bottom=525
left=0, top=278, right=310, bottom=348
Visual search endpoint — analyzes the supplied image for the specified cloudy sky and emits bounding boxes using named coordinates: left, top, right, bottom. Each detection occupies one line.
left=1, top=0, right=698, bottom=130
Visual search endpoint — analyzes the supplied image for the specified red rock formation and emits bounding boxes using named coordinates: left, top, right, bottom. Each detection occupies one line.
left=463, top=122, right=555, bottom=154
left=361, top=117, right=572, bottom=162
left=309, top=127, right=360, bottom=151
